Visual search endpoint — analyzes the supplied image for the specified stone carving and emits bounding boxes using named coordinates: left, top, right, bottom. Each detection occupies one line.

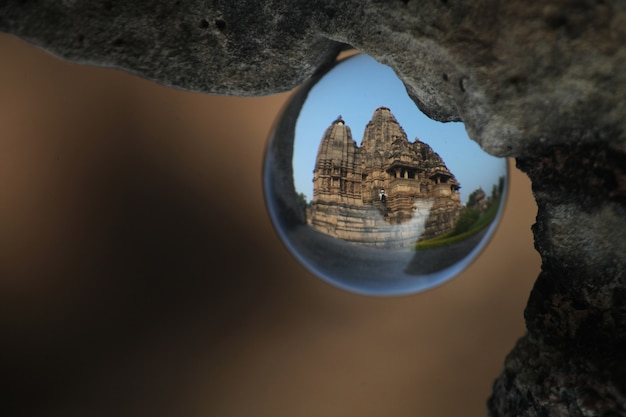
left=307, top=107, right=462, bottom=247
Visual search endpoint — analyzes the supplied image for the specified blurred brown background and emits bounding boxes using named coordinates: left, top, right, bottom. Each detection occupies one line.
left=0, top=34, right=540, bottom=417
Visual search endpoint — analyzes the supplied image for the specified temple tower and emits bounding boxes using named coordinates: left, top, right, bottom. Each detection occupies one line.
left=360, top=107, right=407, bottom=152
left=312, top=116, right=361, bottom=206
left=307, top=108, right=463, bottom=247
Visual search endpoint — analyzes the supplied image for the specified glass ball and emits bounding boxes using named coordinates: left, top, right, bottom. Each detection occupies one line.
left=263, top=54, right=509, bottom=296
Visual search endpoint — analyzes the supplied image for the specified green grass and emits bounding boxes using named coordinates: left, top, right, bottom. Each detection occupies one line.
left=413, top=197, right=502, bottom=251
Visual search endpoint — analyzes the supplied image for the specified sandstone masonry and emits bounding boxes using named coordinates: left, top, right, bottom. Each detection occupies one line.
left=306, top=107, right=463, bottom=248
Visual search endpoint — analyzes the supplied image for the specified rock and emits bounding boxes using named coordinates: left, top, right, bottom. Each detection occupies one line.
left=1, top=1, right=625, bottom=157
left=488, top=144, right=626, bottom=416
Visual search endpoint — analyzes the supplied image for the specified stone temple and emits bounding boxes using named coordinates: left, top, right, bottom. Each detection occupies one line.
left=306, top=107, right=463, bottom=248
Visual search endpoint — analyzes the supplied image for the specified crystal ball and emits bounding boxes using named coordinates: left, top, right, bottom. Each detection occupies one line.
left=263, top=54, right=509, bottom=295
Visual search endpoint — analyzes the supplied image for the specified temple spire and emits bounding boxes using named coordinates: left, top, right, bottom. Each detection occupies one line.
left=308, top=107, right=463, bottom=247
left=360, top=106, right=408, bottom=152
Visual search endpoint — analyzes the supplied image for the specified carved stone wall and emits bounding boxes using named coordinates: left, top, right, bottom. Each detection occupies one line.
left=308, top=107, right=462, bottom=247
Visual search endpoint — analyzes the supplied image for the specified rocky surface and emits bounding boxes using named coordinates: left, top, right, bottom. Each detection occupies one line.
left=2, top=1, right=626, bottom=416
left=489, top=145, right=626, bottom=416
left=2, top=1, right=625, bottom=157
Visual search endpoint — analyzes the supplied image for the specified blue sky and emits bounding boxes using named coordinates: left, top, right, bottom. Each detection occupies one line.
left=293, top=54, right=507, bottom=204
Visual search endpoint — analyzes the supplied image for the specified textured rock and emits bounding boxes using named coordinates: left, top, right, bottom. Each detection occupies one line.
left=1, top=1, right=625, bottom=157
left=307, top=107, right=462, bottom=247
left=2, top=1, right=626, bottom=416
left=487, top=145, right=626, bottom=416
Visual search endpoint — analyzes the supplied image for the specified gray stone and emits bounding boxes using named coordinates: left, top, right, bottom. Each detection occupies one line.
left=1, top=1, right=625, bottom=157
left=2, top=1, right=626, bottom=416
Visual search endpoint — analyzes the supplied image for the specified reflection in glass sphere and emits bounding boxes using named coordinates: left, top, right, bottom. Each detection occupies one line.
left=263, top=54, right=509, bottom=296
